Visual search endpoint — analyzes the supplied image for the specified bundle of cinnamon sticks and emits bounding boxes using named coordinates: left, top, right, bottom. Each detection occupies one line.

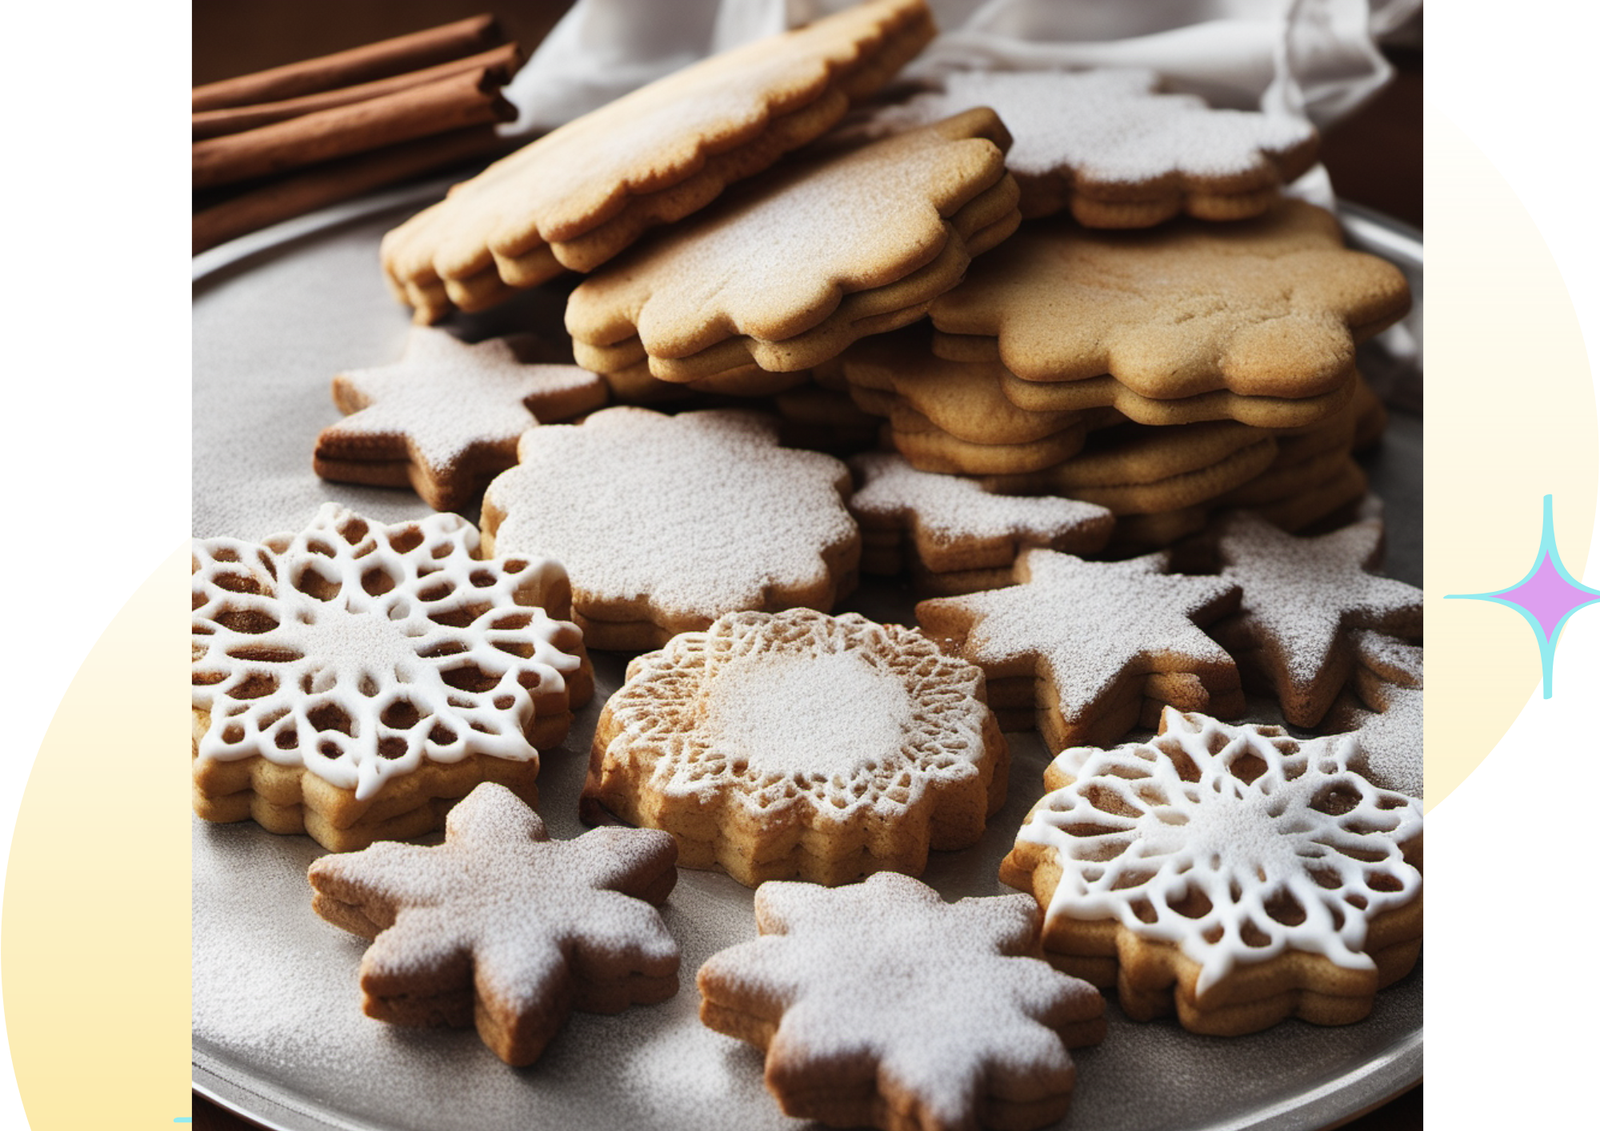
left=193, top=15, right=523, bottom=254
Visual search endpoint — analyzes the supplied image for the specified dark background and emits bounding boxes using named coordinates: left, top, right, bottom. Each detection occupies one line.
left=191, top=5, right=1423, bottom=1127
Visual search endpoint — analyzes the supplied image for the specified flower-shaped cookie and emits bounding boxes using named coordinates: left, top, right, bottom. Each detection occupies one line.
left=866, top=68, right=1319, bottom=225
left=313, top=328, right=608, bottom=511
left=191, top=504, right=592, bottom=850
left=929, top=201, right=1411, bottom=400
left=1211, top=512, right=1422, bottom=727
left=698, top=872, right=1105, bottom=1131
left=585, top=608, right=1008, bottom=886
left=309, top=782, right=679, bottom=1065
left=916, top=548, right=1242, bottom=751
left=480, top=408, right=860, bottom=650
left=1001, top=709, right=1423, bottom=1035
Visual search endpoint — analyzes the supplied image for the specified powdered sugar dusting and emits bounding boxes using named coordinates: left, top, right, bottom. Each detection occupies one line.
left=871, top=69, right=1314, bottom=183
left=1020, top=709, right=1422, bottom=995
left=923, top=548, right=1238, bottom=721
left=483, top=409, right=856, bottom=629
left=1216, top=512, right=1422, bottom=685
left=698, top=872, right=1102, bottom=1126
left=850, top=450, right=1112, bottom=548
left=191, top=505, right=581, bottom=800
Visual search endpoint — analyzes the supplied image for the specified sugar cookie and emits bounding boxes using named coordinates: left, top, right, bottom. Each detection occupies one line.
left=308, top=782, right=678, bottom=1065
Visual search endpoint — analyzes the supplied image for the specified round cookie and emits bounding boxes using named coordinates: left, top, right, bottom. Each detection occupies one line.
left=584, top=608, right=1009, bottom=886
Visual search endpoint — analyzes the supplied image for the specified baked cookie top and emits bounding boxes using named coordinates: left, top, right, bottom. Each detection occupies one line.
left=564, top=110, right=1014, bottom=360
left=381, top=0, right=935, bottom=320
left=928, top=201, right=1411, bottom=399
left=1013, top=709, right=1421, bottom=998
left=862, top=68, right=1318, bottom=223
left=191, top=504, right=584, bottom=800
left=697, top=871, right=1105, bottom=1130
left=480, top=408, right=858, bottom=643
left=308, top=782, right=679, bottom=1065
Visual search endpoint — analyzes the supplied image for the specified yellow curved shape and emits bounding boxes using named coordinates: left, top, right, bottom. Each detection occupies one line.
left=1426, top=105, right=1598, bottom=811
left=2, top=546, right=191, bottom=1125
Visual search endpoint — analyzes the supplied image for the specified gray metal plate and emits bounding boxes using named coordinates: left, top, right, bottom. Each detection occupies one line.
left=192, top=183, right=1422, bottom=1131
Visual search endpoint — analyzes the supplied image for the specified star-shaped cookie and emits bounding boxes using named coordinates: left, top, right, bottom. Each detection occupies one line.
left=697, top=871, right=1105, bottom=1131
left=308, top=782, right=680, bottom=1066
left=916, top=548, right=1242, bottom=751
left=1210, top=512, right=1422, bottom=727
left=928, top=201, right=1411, bottom=400
left=313, top=328, right=608, bottom=511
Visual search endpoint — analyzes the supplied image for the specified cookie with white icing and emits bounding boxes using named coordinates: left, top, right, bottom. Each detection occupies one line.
left=929, top=201, right=1411, bottom=402
left=916, top=548, right=1243, bottom=751
left=1209, top=512, right=1422, bottom=726
left=863, top=68, right=1319, bottom=225
left=584, top=608, right=1008, bottom=886
left=381, top=0, right=936, bottom=321
left=191, top=505, right=593, bottom=851
left=564, top=110, right=1019, bottom=386
left=309, top=782, right=679, bottom=1065
left=697, top=871, right=1105, bottom=1131
left=1000, top=709, right=1422, bottom=1036
left=848, top=451, right=1113, bottom=592
left=313, top=327, right=608, bottom=511
left=479, top=408, right=860, bottom=650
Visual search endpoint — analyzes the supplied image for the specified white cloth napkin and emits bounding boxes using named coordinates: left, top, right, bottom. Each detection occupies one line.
left=502, top=0, right=1421, bottom=134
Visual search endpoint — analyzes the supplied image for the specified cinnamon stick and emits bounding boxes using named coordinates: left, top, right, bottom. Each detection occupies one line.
left=193, top=43, right=523, bottom=140
left=192, top=14, right=503, bottom=112
left=193, top=126, right=513, bottom=255
left=193, top=67, right=515, bottom=190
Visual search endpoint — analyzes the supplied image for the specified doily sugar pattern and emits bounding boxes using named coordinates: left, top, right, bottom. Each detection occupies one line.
left=586, top=608, right=1007, bottom=886
left=192, top=505, right=588, bottom=803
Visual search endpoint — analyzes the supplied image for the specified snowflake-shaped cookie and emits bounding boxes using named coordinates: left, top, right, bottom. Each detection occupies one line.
left=1211, top=512, right=1422, bottom=727
left=191, top=504, right=592, bottom=851
left=929, top=201, right=1411, bottom=401
left=916, top=548, right=1242, bottom=752
left=1001, top=708, right=1422, bottom=1035
left=585, top=608, right=1008, bottom=886
left=480, top=408, right=860, bottom=650
left=1324, top=630, right=1423, bottom=799
left=866, top=68, right=1318, bottom=225
left=697, top=872, right=1105, bottom=1131
left=848, top=451, right=1113, bottom=588
left=309, top=782, right=679, bottom=1065
left=313, top=328, right=608, bottom=511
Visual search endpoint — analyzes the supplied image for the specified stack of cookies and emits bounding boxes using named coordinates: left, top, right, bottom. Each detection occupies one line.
left=193, top=6, right=1427, bottom=1122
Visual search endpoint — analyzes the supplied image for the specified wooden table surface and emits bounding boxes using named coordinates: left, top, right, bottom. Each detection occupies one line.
left=191, top=7, right=1422, bottom=1128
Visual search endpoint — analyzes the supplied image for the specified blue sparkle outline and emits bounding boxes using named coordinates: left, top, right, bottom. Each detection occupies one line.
left=1446, top=494, right=1600, bottom=698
